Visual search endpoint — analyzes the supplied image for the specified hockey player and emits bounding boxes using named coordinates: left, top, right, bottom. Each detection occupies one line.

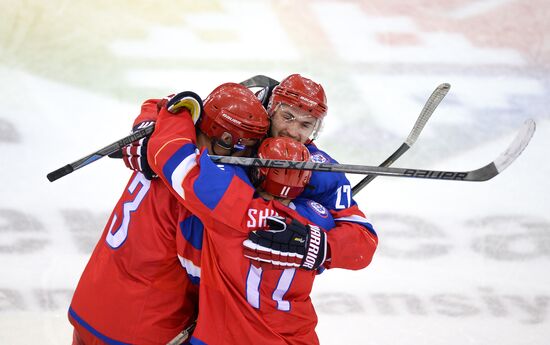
left=68, top=83, right=272, bottom=345
left=257, top=74, right=377, bottom=270
left=146, top=103, right=336, bottom=343
left=129, top=75, right=379, bottom=343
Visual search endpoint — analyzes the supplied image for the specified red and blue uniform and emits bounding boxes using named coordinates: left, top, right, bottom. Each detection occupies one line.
left=146, top=108, right=377, bottom=344
left=68, top=173, right=199, bottom=345
left=150, top=143, right=335, bottom=344
left=302, top=144, right=377, bottom=269
left=69, top=98, right=378, bottom=344
left=68, top=100, right=201, bottom=345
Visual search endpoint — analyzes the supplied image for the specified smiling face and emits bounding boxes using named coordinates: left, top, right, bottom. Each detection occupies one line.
left=266, top=74, right=327, bottom=143
left=269, top=104, right=321, bottom=144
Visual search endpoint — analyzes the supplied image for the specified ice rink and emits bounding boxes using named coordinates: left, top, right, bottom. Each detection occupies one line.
left=1, top=1, right=549, bottom=344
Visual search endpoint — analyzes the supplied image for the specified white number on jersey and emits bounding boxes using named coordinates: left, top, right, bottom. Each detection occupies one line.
left=106, top=173, right=151, bottom=248
left=246, top=265, right=296, bottom=311
left=335, top=185, right=351, bottom=209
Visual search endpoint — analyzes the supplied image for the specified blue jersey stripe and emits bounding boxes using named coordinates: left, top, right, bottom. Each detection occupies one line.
left=190, top=336, right=208, bottom=345
left=163, top=143, right=198, bottom=198
left=193, top=153, right=236, bottom=210
left=69, top=307, right=131, bottom=345
left=179, top=216, right=204, bottom=250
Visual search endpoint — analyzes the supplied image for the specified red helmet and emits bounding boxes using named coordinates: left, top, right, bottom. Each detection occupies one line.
left=255, top=137, right=312, bottom=199
left=268, top=74, right=328, bottom=119
left=200, top=83, right=270, bottom=150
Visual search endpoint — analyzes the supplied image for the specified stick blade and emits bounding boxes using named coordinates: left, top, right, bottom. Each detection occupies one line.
left=471, top=119, right=536, bottom=181
left=405, top=82, right=450, bottom=146
left=493, top=119, right=536, bottom=173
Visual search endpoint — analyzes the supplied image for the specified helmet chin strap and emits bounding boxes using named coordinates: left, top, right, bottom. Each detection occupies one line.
left=210, top=132, right=233, bottom=155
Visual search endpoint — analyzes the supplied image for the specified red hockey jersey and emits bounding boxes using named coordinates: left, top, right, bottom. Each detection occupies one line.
left=147, top=109, right=344, bottom=344
left=68, top=174, right=199, bottom=345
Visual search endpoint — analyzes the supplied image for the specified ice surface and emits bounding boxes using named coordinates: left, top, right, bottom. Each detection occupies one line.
left=1, top=1, right=548, bottom=344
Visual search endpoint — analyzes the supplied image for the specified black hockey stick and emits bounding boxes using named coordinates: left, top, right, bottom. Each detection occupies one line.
left=47, top=125, right=155, bottom=182
left=210, top=119, right=535, bottom=182
left=239, top=74, right=279, bottom=89
left=352, top=83, right=450, bottom=195
left=239, top=74, right=280, bottom=107
left=47, top=75, right=281, bottom=182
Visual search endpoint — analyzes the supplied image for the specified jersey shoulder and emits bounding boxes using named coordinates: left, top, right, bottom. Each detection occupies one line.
left=306, top=143, right=339, bottom=164
left=291, top=198, right=335, bottom=231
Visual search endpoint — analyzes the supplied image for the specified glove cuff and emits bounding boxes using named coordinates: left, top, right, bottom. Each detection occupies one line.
left=301, top=225, right=326, bottom=270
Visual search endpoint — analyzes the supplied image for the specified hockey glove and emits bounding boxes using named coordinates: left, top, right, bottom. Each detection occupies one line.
left=165, top=91, right=203, bottom=124
left=118, top=91, right=203, bottom=179
left=243, top=216, right=327, bottom=270
left=121, top=121, right=157, bottom=179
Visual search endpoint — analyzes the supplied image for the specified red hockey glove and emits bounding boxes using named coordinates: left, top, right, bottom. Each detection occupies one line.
left=121, top=121, right=157, bottom=179
left=243, top=216, right=327, bottom=270
left=119, top=91, right=203, bottom=179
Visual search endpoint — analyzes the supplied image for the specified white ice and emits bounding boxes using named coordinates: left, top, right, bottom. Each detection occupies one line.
left=0, top=1, right=549, bottom=344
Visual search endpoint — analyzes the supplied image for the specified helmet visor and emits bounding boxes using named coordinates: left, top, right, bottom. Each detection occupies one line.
left=269, top=103, right=323, bottom=143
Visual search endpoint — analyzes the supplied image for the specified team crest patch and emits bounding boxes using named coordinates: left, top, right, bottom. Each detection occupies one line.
left=311, top=153, right=328, bottom=163
left=308, top=200, right=328, bottom=218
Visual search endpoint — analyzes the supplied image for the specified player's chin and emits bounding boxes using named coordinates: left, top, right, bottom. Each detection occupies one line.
left=274, top=132, right=303, bottom=143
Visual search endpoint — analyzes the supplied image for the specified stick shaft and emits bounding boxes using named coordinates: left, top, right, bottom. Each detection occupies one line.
left=209, top=119, right=535, bottom=183
left=46, top=126, right=154, bottom=182
left=352, top=83, right=450, bottom=195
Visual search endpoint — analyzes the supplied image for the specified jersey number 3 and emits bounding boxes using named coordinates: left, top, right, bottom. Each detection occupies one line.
left=106, top=173, right=151, bottom=249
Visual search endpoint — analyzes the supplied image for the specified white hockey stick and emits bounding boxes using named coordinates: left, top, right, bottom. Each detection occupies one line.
left=352, top=83, right=450, bottom=195
left=210, top=119, right=535, bottom=182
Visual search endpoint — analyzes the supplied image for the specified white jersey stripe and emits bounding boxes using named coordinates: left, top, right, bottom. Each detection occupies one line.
left=177, top=255, right=201, bottom=279
left=170, top=149, right=199, bottom=199
left=334, top=215, right=370, bottom=224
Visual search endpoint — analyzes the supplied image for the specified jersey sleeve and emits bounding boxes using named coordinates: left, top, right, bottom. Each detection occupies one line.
left=303, top=145, right=378, bottom=270
left=132, top=98, right=162, bottom=127
left=146, top=107, right=294, bottom=233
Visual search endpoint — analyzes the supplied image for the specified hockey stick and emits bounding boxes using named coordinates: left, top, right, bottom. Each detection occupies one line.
left=239, top=74, right=279, bottom=89
left=47, top=76, right=281, bottom=182
left=210, top=119, right=535, bottom=182
left=239, top=74, right=280, bottom=107
left=166, top=322, right=196, bottom=345
left=46, top=125, right=154, bottom=182
left=352, top=83, right=450, bottom=196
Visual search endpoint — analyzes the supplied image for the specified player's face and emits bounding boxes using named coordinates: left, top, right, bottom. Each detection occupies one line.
left=269, top=104, right=319, bottom=144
